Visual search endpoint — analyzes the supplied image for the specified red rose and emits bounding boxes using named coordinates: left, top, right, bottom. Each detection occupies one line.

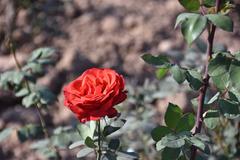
left=63, top=68, right=127, bottom=123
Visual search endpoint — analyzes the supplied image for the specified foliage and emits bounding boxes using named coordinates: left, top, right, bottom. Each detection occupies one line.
left=142, top=0, right=240, bottom=159
left=1, top=0, right=240, bottom=159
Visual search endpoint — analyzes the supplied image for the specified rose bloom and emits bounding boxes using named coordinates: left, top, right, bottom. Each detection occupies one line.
left=63, top=68, right=127, bottom=123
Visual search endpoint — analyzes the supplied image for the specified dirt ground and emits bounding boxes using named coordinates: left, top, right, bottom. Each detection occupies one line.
left=0, top=0, right=240, bottom=159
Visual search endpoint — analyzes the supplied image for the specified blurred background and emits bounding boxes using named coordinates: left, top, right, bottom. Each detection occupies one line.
left=0, top=0, right=240, bottom=159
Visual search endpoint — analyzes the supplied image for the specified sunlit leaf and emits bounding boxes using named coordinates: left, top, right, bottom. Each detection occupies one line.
left=219, top=99, right=240, bottom=119
left=181, top=14, right=207, bottom=44
left=175, top=13, right=199, bottom=28
left=176, top=113, right=195, bottom=132
left=203, top=110, right=220, bottom=129
left=186, top=70, right=203, bottom=90
left=155, top=68, right=169, bottom=80
left=151, top=126, right=172, bottom=142
left=141, top=54, right=170, bottom=67
left=69, top=140, right=85, bottom=149
left=170, top=65, right=186, bottom=84
left=85, top=136, right=97, bottom=148
left=179, top=0, right=200, bottom=11
left=162, top=147, right=181, bottom=160
left=165, top=103, right=183, bottom=129
left=229, top=60, right=240, bottom=89
left=76, top=147, right=94, bottom=158
left=22, top=92, right=39, bottom=108
left=108, top=139, right=120, bottom=150
left=0, top=128, right=13, bottom=142
left=189, top=136, right=210, bottom=154
left=160, top=134, right=186, bottom=148
left=206, top=14, right=233, bottom=32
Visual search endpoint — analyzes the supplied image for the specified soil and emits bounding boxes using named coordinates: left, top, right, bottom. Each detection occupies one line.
left=0, top=0, right=240, bottom=159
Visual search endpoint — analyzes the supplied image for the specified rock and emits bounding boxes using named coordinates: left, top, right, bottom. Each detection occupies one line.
left=123, top=15, right=141, bottom=29
left=33, top=33, right=47, bottom=45
left=16, top=9, right=28, bottom=27
left=64, top=3, right=80, bottom=18
left=157, top=40, right=172, bottom=52
left=101, top=16, right=121, bottom=33
left=73, top=0, right=93, bottom=11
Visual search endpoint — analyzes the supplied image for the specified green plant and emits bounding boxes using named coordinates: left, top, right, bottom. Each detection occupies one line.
left=142, top=0, right=240, bottom=159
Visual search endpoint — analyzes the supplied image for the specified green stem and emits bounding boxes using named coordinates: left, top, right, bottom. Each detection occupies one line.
left=9, top=41, right=61, bottom=159
left=36, top=104, right=49, bottom=138
left=97, top=120, right=102, bottom=160
left=9, top=42, right=49, bottom=138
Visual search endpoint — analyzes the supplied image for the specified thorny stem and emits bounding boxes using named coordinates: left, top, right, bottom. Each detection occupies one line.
left=9, top=41, right=50, bottom=139
left=36, top=104, right=49, bottom=138
left=190, top=0, right=221, bottom=159
left=8, top=41, right=61, bottom=159
left=97, top=120, right=102, bottom=160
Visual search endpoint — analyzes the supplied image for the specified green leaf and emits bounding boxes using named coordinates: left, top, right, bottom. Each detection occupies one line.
left=151, top=126, right=172, bottom=142
left=181, top=14, right=207, bottom=44
left=105, top=151, right=117, bottom=160
left=103, top=125, right=121, bottom=137
left=37, top=147, right=58, bottom=159
left=206, top=14, right=233, bottom=32
left=0, top=128, right=13, bottom=142
left=0, top=71, right=24, bottom=89
left=155, top=68, right=169, bottom=80
left=209, top=53, right=232, bottom=90
left=76, top=148, right=94, bottom=158
left=194, top=134, right=210, bottom=142
left=228, top=88, right=240, bottom=102
left=234, top=51, right=240, bottom=61
left=179, top=0, right=200, bottom=11
left=22, top=62, right=44, bottom=76
left=29, top=47, right=55, bottom=62
left=208, top=54, right=232, bottom=77
left=160, top=134, right=186, bottom=148
left=22, top=92, right=39, bottom=108
left=162, top=147, right=181, bottom=160
left=229, top=60, right=240, bottom=89
left=15, top=88, right=29, bottom=97
left=38, top=87, right=56, bottom=105
left=175, top=13, right=199, bottom=28
left=176, top=113, right=195, bottom=132
left=170, top=65, right=186, bottom=84
left=178, top=155, right=187, bottom=160
left=189, top=136, right=210, bottom=154
left=186, top=70, right=203, bottom=90
left=52, top=132, right=78, bottom=148
left=141, top=54, right=170, bottom=67
left=165, top=103, right=183, bottom=129
left=108, top=139, right=120, bottom=150
left=211, top=72, right=230, bottom=90
left=206, top=92, right=220, bottom=105
left=17, top=124, right=43, bottom=142
left=111, top=119, right=126, bottom=128
left=116, top=151, right=139, bottom=159
left=85, top=136, right=97, bottom=148
left=204, top=0, right=215, bottom=7
left=30, top=139, right=50, bottom=149
left=103, top=119, right=125, bottom=137
left=219, top=99, right=240, bottom=119
left=156, top=142, right=166, bottom=151
left=77, top=124, right=94, bottom=139
left=203, top=110, right=220, bottom=129
left=69, top=140, right=85, bottom=149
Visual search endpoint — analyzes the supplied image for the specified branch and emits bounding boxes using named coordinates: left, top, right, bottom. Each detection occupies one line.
left=190, top=0, right=222, bottom=159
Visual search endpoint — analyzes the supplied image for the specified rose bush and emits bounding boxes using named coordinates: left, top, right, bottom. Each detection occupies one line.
left=63, top=68, right=127, bottom=123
